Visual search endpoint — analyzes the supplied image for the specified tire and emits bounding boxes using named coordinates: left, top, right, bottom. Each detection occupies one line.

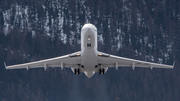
left=99, top=68, right=101, bottom=74
left=78, top=69, right=80, bottom=74
left=102, top=68, right=105, bottom=74
left=74, top=69, right=77, bottom=74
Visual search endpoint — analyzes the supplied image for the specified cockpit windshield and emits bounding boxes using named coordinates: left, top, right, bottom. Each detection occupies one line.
left=82, top=23, right=97, bottom=31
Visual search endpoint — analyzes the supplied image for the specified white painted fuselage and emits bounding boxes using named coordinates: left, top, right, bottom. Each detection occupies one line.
left=81, top=24, right=98, bottom=78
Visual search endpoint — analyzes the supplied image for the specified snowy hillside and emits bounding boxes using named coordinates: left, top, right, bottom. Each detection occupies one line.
left=0, top=0, right=179, bottom=101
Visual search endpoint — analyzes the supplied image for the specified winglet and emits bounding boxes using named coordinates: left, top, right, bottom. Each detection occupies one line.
left=172, top=61, right=175, bottom=69
left=4, top=62, right=7, bottom=69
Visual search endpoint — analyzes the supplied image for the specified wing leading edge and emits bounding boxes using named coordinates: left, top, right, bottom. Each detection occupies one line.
left=97, top=52, right=174, bottom=70
left=5, top=51, right=81, bottom=70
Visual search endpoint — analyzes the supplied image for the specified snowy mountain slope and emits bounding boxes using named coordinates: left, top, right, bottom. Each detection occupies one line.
left=0, top=0, right=179, bottom=101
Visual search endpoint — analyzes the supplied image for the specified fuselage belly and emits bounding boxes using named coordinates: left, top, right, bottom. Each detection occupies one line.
left=81, top=24, right=98, bottom=78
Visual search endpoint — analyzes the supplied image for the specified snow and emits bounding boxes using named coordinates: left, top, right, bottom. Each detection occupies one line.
left=42, top=5, right=46, bottom=10
left=51, top=18, right=55, bottom=39
left=0, top=1, right=174, bottom=64
left=158, top=58, right=163, bottom=64
left=69, top=31, right=75, bottom=45
left=144, top=36, right=148, bottom=46
left=60, top=29, right=67, bottom=44
left=85, top=7, right=91, bottom=23
left=164, top=52, right=169, bottom=61
left=148, top=43, right=153, bottom=49
left=32, top=30, right=36, bottom=38
left=76, top=22, right=81, bottom=44
left=58, top=9, right=64, bottom=30
left=3, top=4, right=31, bottom=34
left=137, top=11, right=142, bottom=27
left=57, top=8, right=67, bottom=44
left=24, top=6, right=30, bottom=30
left=166, top=44, right=172, bottom=52
left=3, top=9, right=11, bottom=35
left=44, top=11, right=50, bottom=36
left=145, top=55, right=154, bottom=62
left=98, top=34, right=104, bottom=45
left=113, top=34, right=123, bottom=51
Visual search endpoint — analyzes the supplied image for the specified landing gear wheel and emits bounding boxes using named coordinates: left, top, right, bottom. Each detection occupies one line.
left=74, top=69, right=77, bottom=74
left=102, top=68, right=105, bottom=74
left=77, top=68, right=80, bottom=74
left=99, top=68, right=101, bottom=74
left=74, top=69, right=80, bottom=75
left=99, top=68, right=105, bottom=74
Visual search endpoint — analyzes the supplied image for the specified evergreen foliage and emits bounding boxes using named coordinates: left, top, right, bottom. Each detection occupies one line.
left=0, top=0, right=179, bottom=100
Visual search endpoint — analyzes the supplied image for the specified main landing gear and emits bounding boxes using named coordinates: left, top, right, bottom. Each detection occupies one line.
left=99, top=68, right=105, bottom=74
left=95, top=64, right=105, bottom=74
left=74, top=68, right=80, bottom=75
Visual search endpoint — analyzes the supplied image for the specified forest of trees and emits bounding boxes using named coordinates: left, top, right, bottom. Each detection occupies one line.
left=0, top=0, right=180, bottom=100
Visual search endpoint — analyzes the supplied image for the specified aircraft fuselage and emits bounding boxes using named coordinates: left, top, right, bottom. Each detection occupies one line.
left=81, top=24, right=98, bottom=78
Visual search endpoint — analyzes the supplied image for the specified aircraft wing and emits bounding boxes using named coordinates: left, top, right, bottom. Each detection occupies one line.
left=5, top=51, right=81, bottom=70
left=97, top=52, right=174, bottom=70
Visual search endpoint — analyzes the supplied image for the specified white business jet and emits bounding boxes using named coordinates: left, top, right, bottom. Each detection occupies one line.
left=5, top=23, right=174, bottom=78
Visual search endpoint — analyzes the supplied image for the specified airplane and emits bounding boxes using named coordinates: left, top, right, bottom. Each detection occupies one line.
left=4, top=23, right=175, bottom=78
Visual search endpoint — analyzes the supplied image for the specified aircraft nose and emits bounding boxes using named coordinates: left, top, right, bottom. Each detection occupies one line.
left=82, top=27, right=93, bottom=34
left=85, top=71, right=95, bottom=78
left=82, top=24, right=95, bottom=33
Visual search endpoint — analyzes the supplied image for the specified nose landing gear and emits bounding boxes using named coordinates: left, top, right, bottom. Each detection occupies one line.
left=81, top=65, right=84, bottom=68
left=87, top=43, right=91, bottom=47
